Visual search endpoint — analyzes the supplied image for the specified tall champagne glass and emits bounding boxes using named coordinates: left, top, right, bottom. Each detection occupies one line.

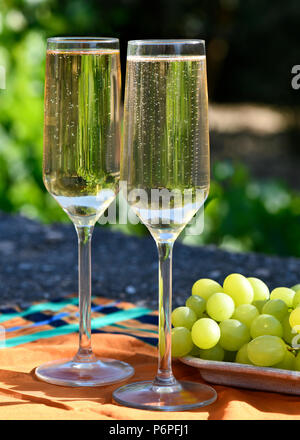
left=36, top=37, right=134, bottom=386
left=113, top=40, right=217, bottom=410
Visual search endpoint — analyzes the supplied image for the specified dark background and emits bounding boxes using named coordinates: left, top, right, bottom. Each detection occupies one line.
left=1, top=0, right=300, bottom=256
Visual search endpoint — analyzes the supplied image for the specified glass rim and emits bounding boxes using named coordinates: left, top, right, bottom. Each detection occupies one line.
left=47, top=37, right=119, bottom=44
left=128, top=39, right=205, bottom=46
left=127, top=39, right=205, bottom=56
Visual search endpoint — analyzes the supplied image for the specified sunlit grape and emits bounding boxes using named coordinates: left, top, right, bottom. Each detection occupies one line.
left=191, top=318, right=220, bottom=349
left=223, top=273, right=254, bottom=306
left=291, top=284, right=300, bottom=292
left=282, top=313, right=294, bottom=345
left=206, top=292, right=235, bottom=322
left=262, top=299, right=288, bottom=322
left=235, top=343, right=253, bottom=365
left=192, top=279, right=223, bottom=301
left=171, top=306, right=197, bottom=330
left=270, top=287, right=295, bottom=308
left=219, top=319, right=250, bottom=351
left=289, top=308, right=300, bottom=331
left=250, top=314, right=283, bottom=338
left=232, top=304, right=259, bottom=328
left=247, top=335, right=286, bottom=367
left=273, top=350, right=295, bottom=370
left=171, top=327, right=194, bottom=357
left=185, top=295, right=206, bottom=318
left=293, top=290, right=300, bottom=309
left=248, top=277, right=270, bottom=302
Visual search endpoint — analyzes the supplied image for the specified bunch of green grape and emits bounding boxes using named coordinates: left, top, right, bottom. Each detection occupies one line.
left=171, top=274, right=300, bottom=371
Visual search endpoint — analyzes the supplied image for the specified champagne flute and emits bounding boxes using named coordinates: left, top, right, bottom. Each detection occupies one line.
left=36, top=37, right=134, bottom=386
left=113, top=40, right=217, bottom=410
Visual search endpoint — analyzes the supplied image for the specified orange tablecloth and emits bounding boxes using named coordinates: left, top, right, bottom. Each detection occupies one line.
left=0, top=297, right=300, bottom=420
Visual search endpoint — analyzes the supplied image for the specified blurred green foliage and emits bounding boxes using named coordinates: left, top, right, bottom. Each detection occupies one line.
left=0, top=0, right=300, bottom=257
left=182, top=162, right=300, bottom=257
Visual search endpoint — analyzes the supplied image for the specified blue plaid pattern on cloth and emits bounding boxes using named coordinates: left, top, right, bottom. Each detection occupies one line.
left=0, top=296, right=158, bottom=348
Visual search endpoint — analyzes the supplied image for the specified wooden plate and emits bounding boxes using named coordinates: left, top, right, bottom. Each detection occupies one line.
left=180, top=356, right=300, bottom=395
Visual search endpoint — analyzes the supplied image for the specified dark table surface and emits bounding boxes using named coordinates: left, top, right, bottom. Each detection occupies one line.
left=0, top=212, right=300, bottom=309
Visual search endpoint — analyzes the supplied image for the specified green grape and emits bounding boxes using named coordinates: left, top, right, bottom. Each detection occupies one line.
left=223, top=273, right=254, bottom=306
left=171, top=306, right=197, bottom=330
left=274, top=350, right=295, bottom=370
left=262, top=299, right=288, bottom=322
left=191, top=318, right=220, bottom=349
left=198, top=344, right=225, bottom=361
left=232, top=304, right=259, bottom=329
left=250, top=314, right=283, bottom=339
left=188, top=345, right=200, bottom=357
left=235, top=343, right=253, bottom=365
left=223, top=350, right=237, bottom=362
left=185, top=295, right=206, bottom=318
left=192, top=278, right=223, bottom=301
left=293, top=351, right=300, bottom=371
left=289, top=308, right=300, bottom=332
left=270, top=287, right=295, bottom=308
left=291, top=284, right=300, bottom=292
left=253, top=299, right=268, bottom=313
left=248, top=277, right=270, bottom=301
left=219, top=319, right=251, bottom=351
left=247, top=335, right=286, bottom=366
left=293, top=291, right=300, bottom=309
left=206, top=292, right=235, bottom=322
left=282, top=313, right=294, bottom=345
left=171, top=327, right=194, bottom=357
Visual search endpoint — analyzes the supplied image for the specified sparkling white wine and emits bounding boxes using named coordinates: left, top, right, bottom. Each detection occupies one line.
left=121, top=55, right=210, bottom=240
left=43, top=49, right=121, bottom=226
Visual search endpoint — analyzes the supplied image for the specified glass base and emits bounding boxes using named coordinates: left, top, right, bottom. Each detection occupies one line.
left=35, top=357, right=135, bottom=387
left=112, top=380, right=217, bottom=411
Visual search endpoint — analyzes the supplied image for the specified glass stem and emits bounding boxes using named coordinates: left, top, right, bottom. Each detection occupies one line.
left=74, top=225, right=95, bottom=362
left=153, top=240, right=177, bottom=387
